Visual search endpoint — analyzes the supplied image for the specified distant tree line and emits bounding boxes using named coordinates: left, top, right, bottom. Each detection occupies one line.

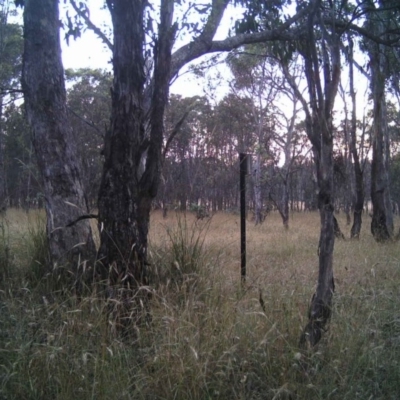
left=2, top=66, right=400, bottom=224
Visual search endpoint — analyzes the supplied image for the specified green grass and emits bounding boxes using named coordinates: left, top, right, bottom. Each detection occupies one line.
left=1, top=209, right=400, bottom=399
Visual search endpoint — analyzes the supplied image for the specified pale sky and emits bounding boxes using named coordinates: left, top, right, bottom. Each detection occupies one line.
left=57, top=1, right=371, bottom=130
left=60, top=1, right=239, bottom=99
left=60, top=2, right=111, bottom=71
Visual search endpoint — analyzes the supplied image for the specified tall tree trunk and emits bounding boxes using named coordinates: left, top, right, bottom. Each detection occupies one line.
left=97, top=0, right=174, bottom=326
left=369, top=45, right=393, bottom=241
left=300, top=124, right=336, bottom=347
left=22, top=0, right=95, bottom=278
left=364, top=3, right=393, bottom=242
left=278, top=181, right=289, bottom=230
left=97, top=0, right=148, bottom=291
left=288, top=0, right=340, bottom=347
left=348, top=37, right=364, bottom=239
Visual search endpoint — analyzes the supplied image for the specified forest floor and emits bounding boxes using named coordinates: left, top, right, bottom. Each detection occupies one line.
left=1, top=208, right=400, bottom=399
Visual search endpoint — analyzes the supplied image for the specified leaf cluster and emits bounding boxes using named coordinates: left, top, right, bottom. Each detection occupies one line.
left=233, top=0, right=290, bottom=34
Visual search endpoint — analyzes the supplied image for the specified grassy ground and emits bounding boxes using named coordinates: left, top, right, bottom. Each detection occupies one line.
left=1, top=208, right=400, bottom=399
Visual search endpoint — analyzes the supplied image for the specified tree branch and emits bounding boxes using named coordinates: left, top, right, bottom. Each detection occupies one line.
left=163, top=105, right=194, bottom=158
left=170, top=0, right=230, bottom=79
left=69, top=0, right=113, bottom=51
left=170, top=2, right=312, bottom=81
left=324, top=18, right=400, bottom=47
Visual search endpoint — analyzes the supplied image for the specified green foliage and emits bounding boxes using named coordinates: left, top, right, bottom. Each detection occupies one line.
left=233, top=0, right=289, bottom=34
left=0, top=18, right=23, bottom=91
left=3, top=103, right=39, bottom=207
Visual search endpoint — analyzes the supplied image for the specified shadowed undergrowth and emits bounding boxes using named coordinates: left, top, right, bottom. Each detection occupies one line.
left=0, top=209, right=400, bottom=399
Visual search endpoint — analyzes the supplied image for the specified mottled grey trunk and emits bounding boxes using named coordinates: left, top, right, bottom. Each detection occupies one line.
left=97, top=0, right=174, bottom=325
left=300, top=124, right=336, bottom=347
left=369, top=43, right=393, bottom=241
left=295, top=1, right=340, bottom=347
left=22, top=0, right=95, bottom=276
left=363, top=2, right=393, bottom=242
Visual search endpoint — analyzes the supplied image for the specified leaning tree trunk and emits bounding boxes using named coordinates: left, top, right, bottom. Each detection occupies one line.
left=22, top=0, right=95, bottom=278
left=97, top=0, right=174, bottom=328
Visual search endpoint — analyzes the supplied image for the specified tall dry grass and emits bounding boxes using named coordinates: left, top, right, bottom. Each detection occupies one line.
left=0, top=208, right=400, bottom=399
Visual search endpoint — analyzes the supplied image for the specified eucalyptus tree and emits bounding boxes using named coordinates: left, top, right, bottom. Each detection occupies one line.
left=258, top=0, right=400, bottom=345
left=343, top=38, right=365, bottom=238
left=288, top=0, right=342, bottom=347
left=240, top=0, right=343, bottom=346
left=21, top=0, right=96, bottom=277
left=362, top=0, right=398, bottom=242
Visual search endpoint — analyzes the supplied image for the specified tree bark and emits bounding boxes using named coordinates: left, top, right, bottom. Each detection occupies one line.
left=22, top=0, right=95, bottom=279
left=364, top=2, right=393, bottom=242
left=300, top=123, right=336, bottom=348
left=97, top=0, right=174, bottom=327
left=369, top=48, right=393, bottom=241
left=348, top=37, right=364, bottom=239
left=294, top=0, right=340, bottom=347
